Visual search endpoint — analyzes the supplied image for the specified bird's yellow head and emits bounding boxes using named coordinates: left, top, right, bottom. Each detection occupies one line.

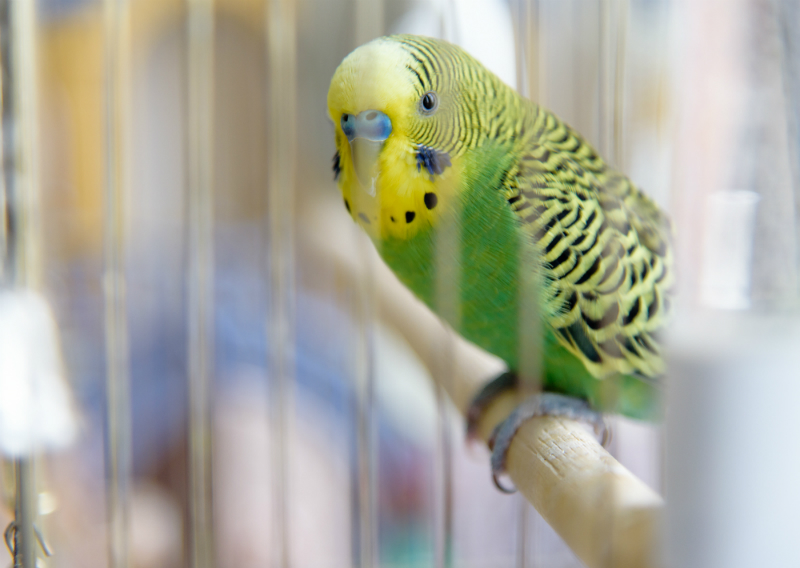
left=328, top=35, right=505, bottom=241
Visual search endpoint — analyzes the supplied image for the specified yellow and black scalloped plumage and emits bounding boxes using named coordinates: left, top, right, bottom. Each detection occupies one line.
left=500, top=106, right=674, bottom=380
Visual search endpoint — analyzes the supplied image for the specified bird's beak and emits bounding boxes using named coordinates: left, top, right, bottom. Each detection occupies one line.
left=341, top=110, right=392, bottom=195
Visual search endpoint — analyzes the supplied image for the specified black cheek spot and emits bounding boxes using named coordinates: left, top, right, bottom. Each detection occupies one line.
left=344, top=198, right=351, bottom=213
left=358, top=213, right=371, bottom=224
left=424, top=192, right=438, bottom=210
left=333, top=151, right=341, bottom=181
left=405, top=211, right=416, bottom=223
left=390, top=216, right=396, bottom=222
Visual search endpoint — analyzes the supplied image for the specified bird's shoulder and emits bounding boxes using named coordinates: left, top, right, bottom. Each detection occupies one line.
left=498, top=110, right=674, bottom=380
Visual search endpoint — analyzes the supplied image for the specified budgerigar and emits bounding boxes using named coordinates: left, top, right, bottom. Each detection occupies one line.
left=327, top=35, right=673, bottom=482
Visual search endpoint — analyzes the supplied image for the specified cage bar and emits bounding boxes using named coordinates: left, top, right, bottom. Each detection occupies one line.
left=598, top=0, right=613, bottom=162
left=265, top=1, right=298, bottom=566
left=431, top=130, right=459, bottom=568
left=10, top=0, right=41, bottom=288
left=432, top=7, right=459, bottom=567
left=186, top=1, right=216, bottom=567
left=432, top=372, right=454, bottom=568
left=351, top=2, right=383, bottom=567
left=513, top=0, right=541, bottom=102
left=0, top=9, right=6, bottom=286
left=4, top=2, right=42, bottom=568
left=598, top=0, right=628, bottom=168
left=102, top=1, right=133, bottom=568
left=511, top=5, right=542, bottom=566
left=11, top=459, right=34, bottom=568
left=352, top=240, right=377, bottom=568
left=613, top=0, right=629, bottom=171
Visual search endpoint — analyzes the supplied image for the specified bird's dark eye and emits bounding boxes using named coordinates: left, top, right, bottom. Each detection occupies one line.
left=421, top=92, right=438, bottom=113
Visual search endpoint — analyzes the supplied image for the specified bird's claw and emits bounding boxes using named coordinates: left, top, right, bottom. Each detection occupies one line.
left=488, top=392, right=608, bottom=494
left=465, top=371, right=519, bottom=442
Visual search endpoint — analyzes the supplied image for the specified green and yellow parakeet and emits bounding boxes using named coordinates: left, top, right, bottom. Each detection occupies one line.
left=327, top=35, right=673, bottom=476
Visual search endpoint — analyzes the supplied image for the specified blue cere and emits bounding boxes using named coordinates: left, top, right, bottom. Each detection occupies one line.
left=341, top=110, right=392, bottom=142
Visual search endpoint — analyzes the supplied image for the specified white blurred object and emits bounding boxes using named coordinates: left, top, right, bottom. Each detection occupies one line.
left=0, top=289, right=78, bottom=455
left=392, top=0, right=517, bottom=88
left=700, top=190, right=761, bottom=310
left=667, top=314, right=800, bottom=568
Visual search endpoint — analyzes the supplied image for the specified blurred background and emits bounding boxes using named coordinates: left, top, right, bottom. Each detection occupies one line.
left=0, top=0, right=798, bottom=567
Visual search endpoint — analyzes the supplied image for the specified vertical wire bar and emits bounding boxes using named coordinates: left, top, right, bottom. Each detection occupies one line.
left=598, top=0, right=613, bottom=161
left=513, top=0, right=540, bottom=102
left=10, top=0, right=41, bottom=288
left=438, top=0, right=459, bottom=44
left=353, top=242, right=377, bottom=568
left=352, top=241, right=377, bottom=568
left=513, top=0, right=545, bottom=403
left=433, top=8, right=459, bottom=568
left=102, top=1, right=133, bottom=568
left=432, top=5, right=457, bottom=549
left=186, top=1, right=216, bottom=567
left=432, top=373, right=453, bottom=568
left=432, top=233, right=456, bottom=568
left=265, top=1, right=297, bottom=567
left=611, top=3, right=629, bottom=562
left=12, top=460, right=34, bottom=568
left=515, top=498, right=529, bottom=568
left=599, top=1, right=629, bottom=564
left=777, top=0, right=800, bottom=291
left=0, top=13, right=6, bottom=286
left=599, top=0, right=616, bottom=162
left=599, top=0, right=629, bottom=430
left=352, top=3, right=382, bottom=567
left=6, top=2, right=41, bottom=567
left=0, top=1, right=11, bottom=289
left=596, top=6, right=614, bottom=564
left=613, top=0, right=629, bottom=172
left=513, top=0, right=527, bottom=99
left=0, top=37, right=7, bottom=538
left=512, top=4, right=543, bottom=567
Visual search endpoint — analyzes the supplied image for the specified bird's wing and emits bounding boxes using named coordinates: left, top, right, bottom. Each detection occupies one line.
left=500, top=115, right=674, bottom=380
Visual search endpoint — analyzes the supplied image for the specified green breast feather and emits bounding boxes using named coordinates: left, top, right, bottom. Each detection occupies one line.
left=377, top=140, right=666, bottom=422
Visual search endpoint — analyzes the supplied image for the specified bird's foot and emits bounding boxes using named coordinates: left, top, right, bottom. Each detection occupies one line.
left=488, top=393, right=608, bottom=493
left=465, top=371, right=519, bottom=442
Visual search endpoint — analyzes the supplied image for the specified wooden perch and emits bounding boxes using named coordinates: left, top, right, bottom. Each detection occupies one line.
left=304, top=209, right=664, bottom=568
left=471, top=391, right=663, bottom=568
left=374, top=256, right=664, bottom=568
